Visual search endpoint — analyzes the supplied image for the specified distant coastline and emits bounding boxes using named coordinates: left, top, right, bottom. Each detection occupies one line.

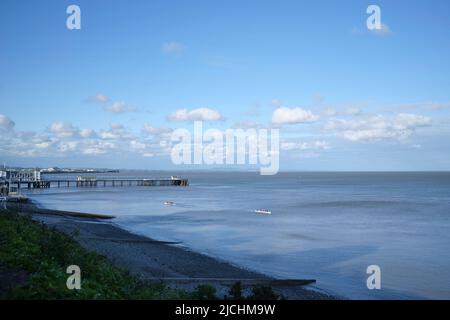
left=41, top=169, right=120, bottom=174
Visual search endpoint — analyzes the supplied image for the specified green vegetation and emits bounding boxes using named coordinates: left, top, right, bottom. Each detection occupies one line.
left=228, top=281, right=243, bottom=299
left=191, top=284, right=217, bottom=300
left=227, top=282, right=282, bottom=300
left=249, top=285, right=281, bottom=300
left=0, top=209, right=194, bottom=299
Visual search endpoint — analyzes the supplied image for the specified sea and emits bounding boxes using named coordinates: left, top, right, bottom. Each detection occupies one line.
left=22, top=171, right=450, bottom=299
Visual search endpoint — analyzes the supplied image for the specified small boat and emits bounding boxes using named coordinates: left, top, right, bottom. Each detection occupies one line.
left=164, top=201, right=175, bottom=206
left=171, top=176, right=180, bottom=180
left=255, top=209, right=271, bottom=215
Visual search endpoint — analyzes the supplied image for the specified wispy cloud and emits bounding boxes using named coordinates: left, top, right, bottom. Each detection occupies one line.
left=322, top=106, right=363, bottom=117
left=0, top=114, right=15, bottom=131
left=142, top=124, right=173, bottom=136
left=281, top=140, right=331, bottom=151
left=272, top=107, right=319, bottom=125
left=385, top=101, right=450, bottom=112
left=87, top=94, right=137, bottom=114
left=161, top=41, right=186, bottom=55
left=324, top=113, right=432, bottom=142
left=167, top=108, right=223, bottom=122
left=84, top=93, right=110, bottom=104
left=103, top=101, right=137, bottom=114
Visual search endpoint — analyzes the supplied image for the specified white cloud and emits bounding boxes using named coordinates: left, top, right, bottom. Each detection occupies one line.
left=103, top=101, right=136, bottom=114
left=99, top=130, right=116, bottom=140
left=48, top=122, right=79, bottom=138
left=321, top=106, right=363, bottom=117
left=48, top=121, right=97, bottom=139
left=322, top=108, right=337, bottom=117
left=142, top=124, right=173, bottom=136
left=29, top=134, right=58, bottom=151
left=0, top=114, right=15, bottom=130
left=394, top=113, right=432, bottom=128
left=325, top=113, right=432, bottom=142
left=161, top=41, right=185, bottom=55
left=87, top=94, right=137, bottom=114
left=110, top=123, right=124, bottom=130
left=167, top=108, right=223, bottom=122
left=130, top=140, right=146, bottom=150
left=35, top=142, right=53, bottom=149
left=58, top=141, right=79, bottom=153
left=272, top=107, right=319, bottom=125
left=99, top=124, right=131, bottom=140
left=345, top=107, right=361, bottom=116
left=143, top=152, right=155, bottom=158
left=87, top=93, right=110, bottom=103
left=0, top=118, right=169, bottom=158
left=83, top=148, right=105, bottom=155
left=79, top=128, right=96, bottom=138
left=281, top=140, right=331, bottom=151
left=82, top=140, right=116, bottom=155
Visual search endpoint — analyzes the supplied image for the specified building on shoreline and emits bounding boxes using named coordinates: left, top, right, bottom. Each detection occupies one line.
left=0, top=168, right=41, bottom=181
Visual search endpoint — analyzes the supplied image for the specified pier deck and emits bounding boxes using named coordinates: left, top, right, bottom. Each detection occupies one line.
left=1, top=178, right=189, bottom=190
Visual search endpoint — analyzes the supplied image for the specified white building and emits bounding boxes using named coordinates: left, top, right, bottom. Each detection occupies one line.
left=0, top=169, right=41, bottom=181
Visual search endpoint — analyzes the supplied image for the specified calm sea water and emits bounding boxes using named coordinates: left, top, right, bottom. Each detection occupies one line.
left=24, top=171, right=450, bottom=299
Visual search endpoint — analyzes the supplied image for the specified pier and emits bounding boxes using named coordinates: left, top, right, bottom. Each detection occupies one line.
left=0, top=177, right=189, bottom=192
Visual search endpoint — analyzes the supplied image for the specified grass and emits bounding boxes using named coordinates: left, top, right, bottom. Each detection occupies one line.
left=0, top=209, right=196, bottom=299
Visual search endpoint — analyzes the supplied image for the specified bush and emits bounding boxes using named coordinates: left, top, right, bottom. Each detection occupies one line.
left=248, top=285, right=280, bottom=300
left=228, top=281, right=243, bottom=300
left=193, top=284, right=217, bottom=300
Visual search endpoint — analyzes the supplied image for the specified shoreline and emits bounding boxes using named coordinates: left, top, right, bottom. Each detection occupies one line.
left=9, top=200, right=337, bottom=299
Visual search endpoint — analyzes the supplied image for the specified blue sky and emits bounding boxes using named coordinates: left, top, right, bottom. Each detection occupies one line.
left=1, top=0, right=450, bottom=170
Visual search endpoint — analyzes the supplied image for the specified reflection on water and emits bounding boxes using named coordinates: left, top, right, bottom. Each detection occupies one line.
left=25, top=171, right=450, bottom=299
